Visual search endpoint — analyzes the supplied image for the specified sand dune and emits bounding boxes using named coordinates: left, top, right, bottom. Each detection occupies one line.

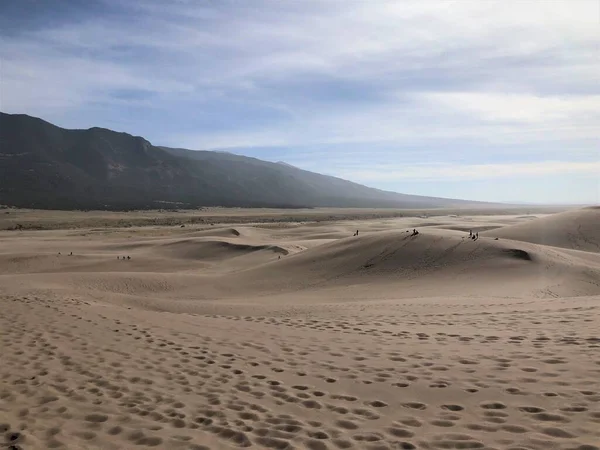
left=214, top=228, right=600, bottom=301
left=485, top=207, right=600, bottom=253
left=158, top=239, right=290, bottom=260
left=1, top=208, right=599, bottom=450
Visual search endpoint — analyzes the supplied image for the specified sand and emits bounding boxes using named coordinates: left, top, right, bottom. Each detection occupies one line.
left=1, top=207, right=599, bottom=450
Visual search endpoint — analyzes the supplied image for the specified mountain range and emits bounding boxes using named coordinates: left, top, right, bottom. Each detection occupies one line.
left=0, top=112, right=487, bottom=210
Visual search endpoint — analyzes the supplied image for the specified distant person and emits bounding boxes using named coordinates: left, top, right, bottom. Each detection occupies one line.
left=117, top=256, right=120, bottom=260
left=469, top=230, right=472, bottom=237
left=69, top=252, right=73, bottom=256
left=127, top=256, right=131, bottom=260
left=476, top=232, right=479, bottom=239
left=356, top=230, right=359, bottom=236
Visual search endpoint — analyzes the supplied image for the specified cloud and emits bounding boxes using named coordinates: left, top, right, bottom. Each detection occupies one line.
left=421, top=93, right=600, bottom=123
left=171, top=94, right=598, bottom=150
left=332, top=161, right=600, bottom=182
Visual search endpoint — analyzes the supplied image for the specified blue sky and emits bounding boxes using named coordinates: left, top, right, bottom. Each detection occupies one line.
left=1, top=0, right=598, bottom=204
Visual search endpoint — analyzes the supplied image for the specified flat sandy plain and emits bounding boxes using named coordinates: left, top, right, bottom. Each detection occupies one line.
left=1, top=206, right=599, bottom=450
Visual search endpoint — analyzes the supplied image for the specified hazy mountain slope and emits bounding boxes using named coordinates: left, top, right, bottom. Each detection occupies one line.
left=1, top=112, right=484, bottom=210
left=160, top=146, right=480, bottom=208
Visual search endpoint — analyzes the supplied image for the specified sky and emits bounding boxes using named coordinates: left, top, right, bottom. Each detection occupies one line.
left=1, top=0, right=599, bottom=204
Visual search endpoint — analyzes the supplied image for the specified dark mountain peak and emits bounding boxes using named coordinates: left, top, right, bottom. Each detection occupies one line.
left=87, top=126, right=149, bottom=142
left=0, top=111, right=486, bottom=211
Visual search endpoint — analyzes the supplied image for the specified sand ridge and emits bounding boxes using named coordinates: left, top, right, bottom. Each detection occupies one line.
left=1, top=207, right=599, bottom=449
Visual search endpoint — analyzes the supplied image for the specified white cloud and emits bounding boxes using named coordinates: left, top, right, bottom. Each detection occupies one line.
left=332, top=161, right=600, bottom=182
left=421, top=93, right=600, bottom=123
left=170, top=97, right=599, bottom=150
left=4, top=1, right=597, bottom=95
left=0, top=38, right=194, bottom=115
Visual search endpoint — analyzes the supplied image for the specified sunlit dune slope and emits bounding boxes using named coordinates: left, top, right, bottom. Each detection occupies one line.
left=484, top=207, right=600, bottom=253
